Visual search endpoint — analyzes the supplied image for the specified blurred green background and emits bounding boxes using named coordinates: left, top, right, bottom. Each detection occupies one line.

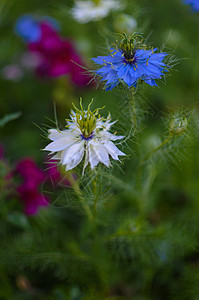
left=1, top=0, right=199, bottom=299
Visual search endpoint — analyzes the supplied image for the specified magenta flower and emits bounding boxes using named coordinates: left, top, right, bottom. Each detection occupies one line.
left=25, top=21, right=91, bottom=86
left=44, top=159, right=74, bottom=186
left=16, top=158, right=48, bottom=216
left=0, top=144, right=4, bottom=160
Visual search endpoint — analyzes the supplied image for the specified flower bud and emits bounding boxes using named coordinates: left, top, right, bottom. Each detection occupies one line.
left=169, top=116, right=188, bottom=136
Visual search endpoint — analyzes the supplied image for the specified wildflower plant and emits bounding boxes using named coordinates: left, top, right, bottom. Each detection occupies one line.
left=92, top=33, right=169, bottom=91
left=1, top=2, right=199, bottom=297
left=44, top=99, right=125, bottom=174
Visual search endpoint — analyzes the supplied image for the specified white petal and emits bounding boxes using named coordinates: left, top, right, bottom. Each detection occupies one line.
left=99, top=131, right=124, bottom=141
left=61, top=140, right=85, bottom=166
left=88, top=144, right=100, bottom=170
left=44, top=137, right=76, bottom=152
left=82, top=147, right=89, bottom=174
left=103, top=141, right=125, bottom=160
left=91, top=141, right=110, bottom=168
left=65, top=147, right=85, bottom=171
left=48, top=129, right=69, bottom=141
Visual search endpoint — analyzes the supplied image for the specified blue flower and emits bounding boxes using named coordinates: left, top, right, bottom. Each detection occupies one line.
left=15, top=15, right=41, bottom=42
left=92, top=35, right=168, bottom=91
left=183, top=0, right=199, bottom=11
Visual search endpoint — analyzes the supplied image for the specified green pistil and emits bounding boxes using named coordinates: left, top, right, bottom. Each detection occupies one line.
left=69, top=98, right=105, bottom=138
left=114, top=33, right=147, bottom=60
left=92, top=0, right=101, bottom=5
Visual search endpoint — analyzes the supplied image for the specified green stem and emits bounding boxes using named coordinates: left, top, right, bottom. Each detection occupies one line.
left=137, top=137, right=171, bottom=189
left=67, top=172, right=93, bottom=221
left=129, top=86, right=137, bottom=129
left=92, top=176, right=98, bottom=216
left=141, top=137, right=170, bottom=163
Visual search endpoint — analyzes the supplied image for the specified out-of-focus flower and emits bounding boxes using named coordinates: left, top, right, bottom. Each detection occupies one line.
left=15, top=15, right=42, bottom=42
left=20, top=52, right=42, bottom=70
left=0, top=144, right=4, bottom=160
left=44, top=100, right=125, bottom=173
left=28, top=22, right=90, bottom=85
left=1, top=65, right=24, bottom=81
left=15, top=15, right=92, bottom=86
left=183, top=0, right=199, bottom=11
left=45, top=159, right=74, bottom=186
left=92, top=33, right=168, bottom=91
left=114, top=14, right=137, bottom=34
left=16, top=158, right=48, bottom=216
left=71, top=0, right=123, bottom=23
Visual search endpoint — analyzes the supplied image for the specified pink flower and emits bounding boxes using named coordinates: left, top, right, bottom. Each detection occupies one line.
left=28, top=22, right=91, bottom=86
left=1, top=64, right=24, bottom=82
left=0, top=144, right=4, bottom=160
left=44, top=159, right=73, bottom=186
left=16, top=158, right=48, bottom=216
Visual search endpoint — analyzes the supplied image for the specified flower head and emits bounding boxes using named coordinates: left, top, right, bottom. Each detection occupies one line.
left=183, top=0, right=199, bottom=11
left=44, top=100, right=125, bottom=173
left=92, top=33, right=168, bottom=91
left=71, top=0, right=122, bottom=24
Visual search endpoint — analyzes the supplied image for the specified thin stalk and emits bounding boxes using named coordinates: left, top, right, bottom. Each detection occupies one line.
left=92, top=176, right=98, bottom=216
left=129, top=86, right=137, bottom=129
left=141, top=137, right=170, bottom=163
left=67, top=171, right=93, bottom=220
left=137, top=137, right=171, bottom=189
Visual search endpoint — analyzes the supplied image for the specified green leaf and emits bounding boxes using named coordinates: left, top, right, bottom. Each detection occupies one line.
left=0, top=111, right=22, bottom=127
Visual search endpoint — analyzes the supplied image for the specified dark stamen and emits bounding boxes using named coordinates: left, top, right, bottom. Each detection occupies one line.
left=80, top=133, right=94, bottom=141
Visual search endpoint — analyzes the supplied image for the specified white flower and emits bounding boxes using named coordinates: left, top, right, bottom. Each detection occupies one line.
left=71, top=0, right=123, bottom=24
left=44, top=101, right=125, bottom=173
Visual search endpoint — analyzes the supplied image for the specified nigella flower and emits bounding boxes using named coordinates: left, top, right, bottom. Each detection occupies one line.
left=44, top=100, right=125, bottom=173
left=71, top=0, right=123, bottom=24
left=183, top=0, right=199, bottom=11
left=92, top=33, right=168, bottom=91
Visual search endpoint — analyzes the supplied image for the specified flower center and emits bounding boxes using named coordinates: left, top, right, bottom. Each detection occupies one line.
left=115, top=33, right=146, bottom=63
left=117, top=36, right=136, bottom=64
left=70, top=99, right=105, bottom=139
left=80, top=133, right=94, bottom=140
left=124, top=52, right=135, bottom=63
left=77, top=114, right=96, bottom=138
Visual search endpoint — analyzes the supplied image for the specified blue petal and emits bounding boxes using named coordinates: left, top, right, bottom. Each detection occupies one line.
left=143, top=77, right=158, bottom=86
left=15, top=15, right=41, bottom=42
